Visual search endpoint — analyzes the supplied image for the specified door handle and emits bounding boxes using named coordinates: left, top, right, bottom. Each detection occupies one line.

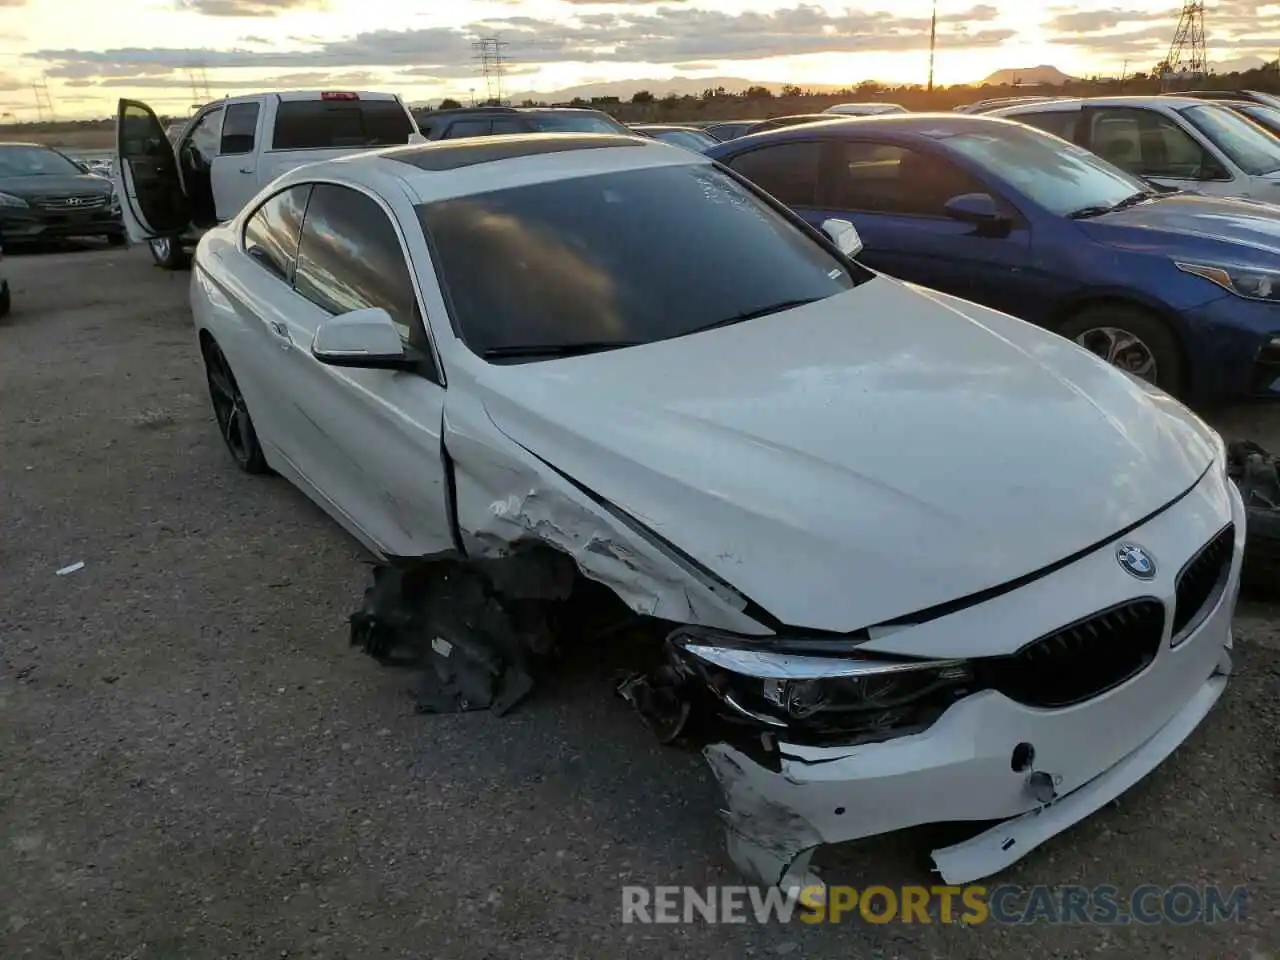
left=238, top=167, right=253, bottom=175
left=268, top=319, right=292, bottom=347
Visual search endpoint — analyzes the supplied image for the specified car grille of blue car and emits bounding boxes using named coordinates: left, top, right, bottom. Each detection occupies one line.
left=982, top=598, right=1166, bottom=708
left=1172, top=523, right=1234, bottom=638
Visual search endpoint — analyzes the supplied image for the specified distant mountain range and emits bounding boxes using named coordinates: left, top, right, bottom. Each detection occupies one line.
left=980, top=66, right=1075, bottom=86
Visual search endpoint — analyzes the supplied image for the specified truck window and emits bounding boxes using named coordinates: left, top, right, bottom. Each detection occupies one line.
left=220, top=101, right=261, bottom=155
left=270, top=99, right=414, bottom=151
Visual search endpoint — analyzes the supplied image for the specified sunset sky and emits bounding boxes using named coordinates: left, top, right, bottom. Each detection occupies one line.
left=0, top=0, right=1274, bottom=119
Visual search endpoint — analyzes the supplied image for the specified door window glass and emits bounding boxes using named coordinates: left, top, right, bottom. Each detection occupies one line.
left=442, top=119, right=493, bottom=139
left=294, top=184, right=421, bottom=344
left=1015, top=110, right=1079, bottom=142
left=830, top=142, right=987, bottom=216
left=726, top=141, right=820, bottom=205
left=1087, top=108, right=1219, bottom=179
left=220, top=101, right=260, bottom=155
left=490, top=118, right=528, bottom=134
left=184, top=107, right=223, bottom=167
left=243, top=184, right=312, bottom=281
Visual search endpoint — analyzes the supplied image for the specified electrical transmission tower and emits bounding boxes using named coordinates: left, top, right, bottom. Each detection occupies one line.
left=1163, top=2, right=1207, bottom=90
left=32, top=76, right=55, bottom=122
left=472, top=36, right=509, bottom=105
left=188, top=66, right=211, bottom=106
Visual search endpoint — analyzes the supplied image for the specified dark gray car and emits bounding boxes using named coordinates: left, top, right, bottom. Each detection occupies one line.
left=0, top=143, right=125, bottom=247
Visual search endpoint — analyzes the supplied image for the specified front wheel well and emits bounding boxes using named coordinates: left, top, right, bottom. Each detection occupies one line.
left=1048, top=296, right=1191, bottom=398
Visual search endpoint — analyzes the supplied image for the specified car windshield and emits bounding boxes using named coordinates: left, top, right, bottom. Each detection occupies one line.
left=417, top=163, right=864, bottom=361
left=531, top=113, right=630, bottom=134
left=1180, top=103, right=1280, bottom=175
left=943, top=124, right=1154, bottom=217
left=0, top=145, right=83, bottom=178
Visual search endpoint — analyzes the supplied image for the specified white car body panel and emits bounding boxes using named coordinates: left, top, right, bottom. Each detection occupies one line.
left=187, top=140, right=1241, bottom=888
left=709, top=477, right=1241, bottom=889
left=989, top=96, right=1280, bottom=200
left=469, top=277, right=1215, bottom=632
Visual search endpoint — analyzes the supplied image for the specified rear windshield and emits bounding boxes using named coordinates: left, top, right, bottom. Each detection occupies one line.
left=417, top=163, right=864, bottom=361
left=271, top=99, right=414, bottom=150
left=529, top=112, right=630, bottom=134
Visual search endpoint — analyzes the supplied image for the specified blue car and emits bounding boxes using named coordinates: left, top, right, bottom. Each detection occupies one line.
left=706, top=114, right=1280, bottom=400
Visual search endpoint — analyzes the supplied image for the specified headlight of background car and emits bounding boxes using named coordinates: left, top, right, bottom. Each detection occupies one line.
left=0, top=191, right=29, bottom=209
left=669, top=632, right=976, bottom=740
left=1176, top=260, right=1280, bottom=301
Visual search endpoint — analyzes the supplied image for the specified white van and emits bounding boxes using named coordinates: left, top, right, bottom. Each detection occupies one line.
left=114, top=91, right=424, bottom=269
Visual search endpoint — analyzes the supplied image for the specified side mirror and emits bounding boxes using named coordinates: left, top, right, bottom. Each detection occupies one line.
left=944, top=192, right=1005, bottom=224
left=311, top=307, right=412, bottom=370
left=821, top=218, right=863, bottom=257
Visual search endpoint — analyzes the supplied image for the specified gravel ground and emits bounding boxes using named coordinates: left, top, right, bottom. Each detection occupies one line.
left=1, top=244, right=1277, bottom=959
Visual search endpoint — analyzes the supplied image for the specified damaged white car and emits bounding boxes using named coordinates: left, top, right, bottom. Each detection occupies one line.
left=179, top=132, right=1243, bottom=892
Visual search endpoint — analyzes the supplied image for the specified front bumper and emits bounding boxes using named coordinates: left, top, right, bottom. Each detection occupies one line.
left=1179, top=293, right=1280, bottom=398
left=704, top=474, right=1244, bottom=891
left=0, top=205, right=124, bottom=241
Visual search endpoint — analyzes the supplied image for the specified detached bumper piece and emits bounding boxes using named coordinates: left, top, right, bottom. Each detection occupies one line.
left=349, top=562, right=554, bottom=716
left=1227, top=440, right=1280, bottom=597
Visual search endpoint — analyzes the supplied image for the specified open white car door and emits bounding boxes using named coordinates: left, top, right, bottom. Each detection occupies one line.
left=113, top=99, right=190, bottom=243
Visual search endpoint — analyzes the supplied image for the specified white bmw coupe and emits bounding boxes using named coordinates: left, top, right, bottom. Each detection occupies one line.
left=183, top=132, right=1243, bottom=892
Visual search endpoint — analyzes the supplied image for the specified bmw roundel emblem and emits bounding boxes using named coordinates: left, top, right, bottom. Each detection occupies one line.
left=1116, top=542, right=1157, bottom=580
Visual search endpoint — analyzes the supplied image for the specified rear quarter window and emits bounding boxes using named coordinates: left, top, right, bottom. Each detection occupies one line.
left=270, top=99, right=414, bottom=150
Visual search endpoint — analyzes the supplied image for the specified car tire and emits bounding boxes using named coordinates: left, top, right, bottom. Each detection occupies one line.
left=149, top=236, right=189, bottom=270
left=1055, top=305, right=1185, bottom=398
left=202, top=339, right=269, bottom=475
left=0, top=281, right=9, bottom=318
left=107, top=233, right=126, bottom=248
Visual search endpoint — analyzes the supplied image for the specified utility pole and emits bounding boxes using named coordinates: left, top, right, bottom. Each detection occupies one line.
left=927, top=0, right=937, bottom=92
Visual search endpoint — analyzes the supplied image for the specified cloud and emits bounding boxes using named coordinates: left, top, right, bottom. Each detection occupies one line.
left=176, top=0, right=326, bottom=16
left=0, top=0, right=26, bottom=6
left=31, top=3, right=1015, bottom=83
left=1044, top=2, right=1280, bottom=62
left=64, top=69, right=386, bottom=90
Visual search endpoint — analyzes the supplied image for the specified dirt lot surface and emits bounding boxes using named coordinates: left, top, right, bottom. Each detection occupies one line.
left=1, top=244, right=1277, bottom=959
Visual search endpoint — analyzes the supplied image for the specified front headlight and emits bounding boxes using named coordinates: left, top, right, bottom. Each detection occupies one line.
left=669, top=632, right=975, bottom=739
left=0, top=191, right=28, bottom=209
left=1176, top=260, right=1280, bottom=301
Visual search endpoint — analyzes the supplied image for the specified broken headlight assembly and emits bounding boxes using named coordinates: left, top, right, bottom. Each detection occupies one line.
left=667, top=630, right=977, bottom=744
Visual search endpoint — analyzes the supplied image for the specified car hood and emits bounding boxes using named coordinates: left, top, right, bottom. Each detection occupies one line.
left=0, top=174, right=114, bottom=199
left=471, top=277, right=1218, bottom=633
left=1083, top=193, right=1280, bottom=260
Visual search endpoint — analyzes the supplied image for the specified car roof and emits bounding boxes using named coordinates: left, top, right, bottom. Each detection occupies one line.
left=708, top=112, right=1021, bottom=150
left=421, top=105, right=610, bottom=118
left=282, top=133, right=704, bottom=205
left=632, top=123, right=704, bottom=132
left=990, top=95, right=1219, bottom=114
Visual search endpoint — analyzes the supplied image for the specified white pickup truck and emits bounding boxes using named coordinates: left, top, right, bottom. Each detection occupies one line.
left=114, top=90, right=424, bottom=269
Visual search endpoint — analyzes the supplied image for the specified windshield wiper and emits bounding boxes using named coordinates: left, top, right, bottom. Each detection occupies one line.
left=481, top=341, right=642, bottom=360
left=1068, top=191, right=1158, bottom=219
left=686, top=297, right=823, bottom=335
